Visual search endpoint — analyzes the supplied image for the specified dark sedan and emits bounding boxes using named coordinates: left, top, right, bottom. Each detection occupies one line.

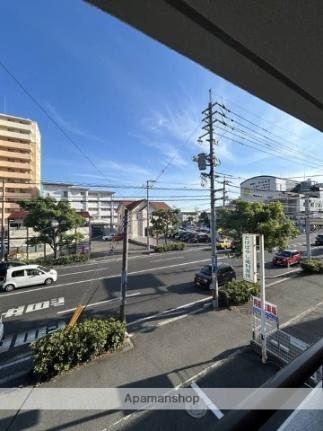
left=194, top=263, right=236, bottom=289
left=315, top=234, right=323, bottom=246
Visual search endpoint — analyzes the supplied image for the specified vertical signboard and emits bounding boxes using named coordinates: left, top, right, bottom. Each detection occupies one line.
left=242, top=234, right=257, bottom=283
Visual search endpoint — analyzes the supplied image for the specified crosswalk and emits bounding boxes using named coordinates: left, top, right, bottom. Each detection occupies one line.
left=0, top=319, right=66, bottom=354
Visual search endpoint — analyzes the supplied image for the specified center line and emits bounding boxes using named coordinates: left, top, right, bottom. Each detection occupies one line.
left=57, top=292, right=141, bottom=315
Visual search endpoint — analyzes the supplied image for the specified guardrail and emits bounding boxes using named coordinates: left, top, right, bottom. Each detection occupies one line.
left=215, top=338, right=323, bottom=430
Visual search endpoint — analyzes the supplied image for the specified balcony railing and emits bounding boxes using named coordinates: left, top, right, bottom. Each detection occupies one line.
left=215, top=338, right=323, bottom=430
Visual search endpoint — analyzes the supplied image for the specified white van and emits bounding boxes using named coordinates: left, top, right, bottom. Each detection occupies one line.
left=0, top=265, right=58, bottom=292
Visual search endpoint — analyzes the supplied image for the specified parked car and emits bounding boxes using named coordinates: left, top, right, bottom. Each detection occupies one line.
left=194, top=263, right=236, bottom=289
left=315, top=234, right=323, bottom=246
left=0, top=261, right=25, bottom=281
left=112, top=233, right=124, bottom=241
left=102, top=233, right=114, bottom=241
left=0, top=265, right=58, bottom=292
left=272, top=250, right=301, bottom=267
left=193, top=233, right=210, bottom=243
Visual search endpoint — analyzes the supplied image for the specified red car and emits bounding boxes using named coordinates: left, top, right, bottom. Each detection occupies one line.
left=272, top=250, right=301, bottom=267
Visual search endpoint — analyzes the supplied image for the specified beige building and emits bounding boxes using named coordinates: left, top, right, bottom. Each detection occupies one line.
left=0, top=113, right=41, bottom=221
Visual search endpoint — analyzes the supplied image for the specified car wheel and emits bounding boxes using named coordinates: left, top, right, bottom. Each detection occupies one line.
left=5, top=284, right=14, bottom=292
left=44, top=278, right=53, bottom=286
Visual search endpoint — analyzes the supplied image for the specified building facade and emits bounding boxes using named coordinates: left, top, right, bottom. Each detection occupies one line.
left=0, top=113, right=41, bottom=220
left=240, top=176, right=323, bottom=228
left=117, top=200, right=170, bottom=240
left=42, top=183, right=120, bottom=237
left=240, top=175, right=295, bottom=202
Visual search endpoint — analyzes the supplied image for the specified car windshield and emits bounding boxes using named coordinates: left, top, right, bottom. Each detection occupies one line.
left=38, top=266, right=50, bottom=272
left=277, top=251, right=292, bottom=257
left=201, top=265, right=211, bottom=274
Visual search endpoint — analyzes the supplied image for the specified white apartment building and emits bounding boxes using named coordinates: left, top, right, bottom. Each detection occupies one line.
left=240, top=176, right=323, bottom=228
left=42, top=183, right=119, bottom=236
left=240, top=175, right=295, bottom=202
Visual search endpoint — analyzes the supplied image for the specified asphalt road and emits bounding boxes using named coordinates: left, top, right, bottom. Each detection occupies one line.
left=0, top=232, right=322, bottom=385
left=1, top=232, right=323, bottom=430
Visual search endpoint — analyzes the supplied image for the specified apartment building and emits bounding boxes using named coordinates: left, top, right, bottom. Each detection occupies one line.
left=0, top=113, right=41, bottom=220
left=42, top=182, right=119, bottom=236
left=240, top=176, right=323, bottom=228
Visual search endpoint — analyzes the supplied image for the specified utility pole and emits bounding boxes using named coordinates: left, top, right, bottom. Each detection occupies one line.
left=110, top=199, right=114, bottom=232
left=194, top=90, right=219, bottom=308
left=305, top=193, right=311, bottom=259
left=120, top=208, right=129, bottom=322
left=146, top=180, right=155, bottom=252
left=222, top=178, right=228, bottom=208
left=1, top=179, right=5, bottom=261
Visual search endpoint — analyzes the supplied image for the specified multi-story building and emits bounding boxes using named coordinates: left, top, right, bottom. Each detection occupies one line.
left=240, top=175, right=295, bottom=202
left=42, top=182, right=119, bottom=237
left=240, top=176, right=323, bottom=228
left=0, top=113, right=41, bottom=220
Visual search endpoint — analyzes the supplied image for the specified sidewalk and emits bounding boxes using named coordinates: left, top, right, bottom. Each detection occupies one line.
left=0, top=305, right=254, bottom=431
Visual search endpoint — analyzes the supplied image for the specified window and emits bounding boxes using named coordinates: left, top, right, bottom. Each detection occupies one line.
left=26, top=268, right=41, bottom=276
left=12, top=270, right=24, bottom=277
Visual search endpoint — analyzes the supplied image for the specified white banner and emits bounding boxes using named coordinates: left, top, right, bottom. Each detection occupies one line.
left=242, top=234, right=257, bottom=283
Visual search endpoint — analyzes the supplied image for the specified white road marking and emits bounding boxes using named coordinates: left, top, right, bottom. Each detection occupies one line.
left=1, top=258, right=211, bottom=298
left=191, top=382, right=224, bottom=419
left=0, top=354, right=32, bottom=371
left=3, top=297, right=65, bottom=318
left=271, top=269, right=300, bottom=278
left=59, top=268, right=106, bottom=277
left=57, top=292, right=141, bottom=315
left=127, top=297, right=211, bottom=328
left=156, top=314, right=188, bottom=327
left=109, top=348, right=244, bottom=430
left=266, top=277, right=291, bottom=287
left=0, top=320, right=66, bottom=354
left=280, top=299, right=323, bottom=329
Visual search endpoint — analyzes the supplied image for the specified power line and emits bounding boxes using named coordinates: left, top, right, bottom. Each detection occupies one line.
left=0, top=60, right=113, bottom=181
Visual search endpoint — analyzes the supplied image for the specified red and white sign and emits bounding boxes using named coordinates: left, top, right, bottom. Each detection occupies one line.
left=252, top=296, right=278, bottom=322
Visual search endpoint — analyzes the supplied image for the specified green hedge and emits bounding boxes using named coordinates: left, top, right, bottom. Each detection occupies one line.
left=24, top=254, right=89, bottom=266
left=300, top=259, right=323, bottom=274
left=220, top=280, right=260, bottom=307
left=32, top=318, right=126, bottom=380
left=154, top=242, right=185, bottom=253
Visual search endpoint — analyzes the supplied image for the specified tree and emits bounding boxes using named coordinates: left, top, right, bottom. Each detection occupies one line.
left=217, top=199, right=299, bottom=251
left=19, top=198, right=85, bottom=258
left=198, top=211, right=210, bottom=228
left=151, top=208, right=179, bottom=245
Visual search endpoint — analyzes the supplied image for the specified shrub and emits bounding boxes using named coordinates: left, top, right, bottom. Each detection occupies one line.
left=155, top=242, right=185, bottom=253
left=222, top=280, right=260, bottom=306
left=301, top=259, right=323, bottom=274
left=32, top=318, right=126, bottom=380
left=24, top=254, right=89, bottom=266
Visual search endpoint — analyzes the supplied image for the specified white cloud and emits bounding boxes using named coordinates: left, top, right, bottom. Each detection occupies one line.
left=45, top=103, right=108, bottom=145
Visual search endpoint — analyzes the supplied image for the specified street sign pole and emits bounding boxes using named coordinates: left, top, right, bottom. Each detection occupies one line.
left=259, top=234, right=267, bottom=363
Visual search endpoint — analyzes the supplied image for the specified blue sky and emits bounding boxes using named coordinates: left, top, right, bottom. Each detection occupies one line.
left=1, top=0, right=323, bottom=210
